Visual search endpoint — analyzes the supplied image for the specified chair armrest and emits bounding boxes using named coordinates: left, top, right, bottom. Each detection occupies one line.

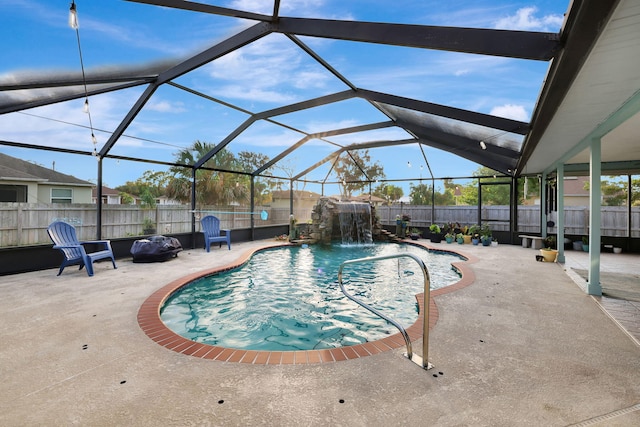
left=53, top=244, right=83, bottom=250
left=80, top=240, right=112, bottom=249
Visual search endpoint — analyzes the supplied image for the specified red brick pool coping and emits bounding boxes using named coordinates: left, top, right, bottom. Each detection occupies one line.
left=137, top=241, right=478, bottom=365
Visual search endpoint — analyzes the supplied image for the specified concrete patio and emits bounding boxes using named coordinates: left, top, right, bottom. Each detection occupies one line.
left=1, top=241, right=639, bottom=426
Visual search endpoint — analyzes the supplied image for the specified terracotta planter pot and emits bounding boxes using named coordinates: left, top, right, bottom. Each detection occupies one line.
left=539, top=249, right=558, bottom=262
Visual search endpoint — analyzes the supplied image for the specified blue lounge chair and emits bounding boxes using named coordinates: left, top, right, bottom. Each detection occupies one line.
left=201, top=215, right=231, bottom=252
left=46, top=221, right=117, bottom=276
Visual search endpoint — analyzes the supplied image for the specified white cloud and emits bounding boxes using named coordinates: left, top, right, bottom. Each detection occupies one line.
left=490, top=104, right=529, bottom=121
left=494, top=7, right=564, bottom=32
left=202, top=35, right=332, bottom=103
left=146, top=100, right=186, bottom=113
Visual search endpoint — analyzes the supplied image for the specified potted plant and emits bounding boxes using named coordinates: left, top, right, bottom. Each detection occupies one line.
left=582, top=236, right=589, bottom=252
left=461, top=225, right=472, bottom=244
left=468, top=225, right=481, bottom=245
left=429, top=224, right=442, bottom=243
left=456, top=232, right=464, bottom=244
left=445, top=231, right=455, bottom=244
left=142, top=217, right=156, bottom=235
left=410, top=227, right=421, bottom=240
left=395, top=214, right=410, bottom=238
left=480, top=223, right=492, bottom=246
left=540, top=246, right=558, bottom=262
left=491, top=237, right=498, bottom=247
left=544, top=235, right=557, bottom=250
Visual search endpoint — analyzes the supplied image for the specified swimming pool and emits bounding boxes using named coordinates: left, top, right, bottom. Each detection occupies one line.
left=160, top=243, right=465, bottom=351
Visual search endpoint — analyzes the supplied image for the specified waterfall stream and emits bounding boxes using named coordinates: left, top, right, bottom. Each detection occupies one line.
left=336, top=202, right=373, bottom=245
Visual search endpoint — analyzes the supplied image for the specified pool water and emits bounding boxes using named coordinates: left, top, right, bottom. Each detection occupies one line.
left=161, top=243, right=464, bottom=351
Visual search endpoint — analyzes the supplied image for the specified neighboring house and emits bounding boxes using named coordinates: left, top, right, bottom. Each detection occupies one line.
left=92, top=186, right=122, bottom=204
left=155, top=195, right=182, bottom=205
left=0, top=152, right=93, bottom=203
left=563, top=176, right=590, bottom=206
left=270, top=190, right=322, bottom=210
left=130, top=195, right=182, bottom=205
left=350, top=194, right=386, bottom=207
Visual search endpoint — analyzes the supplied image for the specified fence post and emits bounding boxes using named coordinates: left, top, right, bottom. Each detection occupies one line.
left=17, top=204, right=23, bottom=246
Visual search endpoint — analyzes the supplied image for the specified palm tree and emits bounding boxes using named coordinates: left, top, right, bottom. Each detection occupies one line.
left=166, top=140, right=249, bottom=206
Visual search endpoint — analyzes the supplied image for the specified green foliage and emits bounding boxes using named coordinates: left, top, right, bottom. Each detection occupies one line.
left=333, top=149, right=385, bottom=198
left=408, top=180, right=457, bottom=205
left=373, top=183, right=403, bottom=204
left=119, top=192, right=135, bottom=205
left=139, top=188, right=156, bottom=208
left=429, top=224, right=441, bottom=233
left=408, top=182, right=431, bottom=205
left=480, top=223, right=492, bottom=238
left=468, top=224, right=481, bottom=237
left=165, top=140, right=255, bottom=206
left=115, top=169, right=170, bottom=203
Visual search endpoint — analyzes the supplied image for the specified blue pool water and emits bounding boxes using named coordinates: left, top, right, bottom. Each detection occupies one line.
left=161, top=243, right=464, bottom=351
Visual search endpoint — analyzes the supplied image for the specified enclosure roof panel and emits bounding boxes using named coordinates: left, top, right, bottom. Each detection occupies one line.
left=2, top=0, right=637, bottom=185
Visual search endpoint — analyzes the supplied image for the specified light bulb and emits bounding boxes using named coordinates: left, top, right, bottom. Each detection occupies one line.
left=83, top=99, right=89, bottom=113
left=91, top=133, right=97, bottom=145
left=68, top=2, right=79, bottom=29
left=480, top=141, right=487, bottom=150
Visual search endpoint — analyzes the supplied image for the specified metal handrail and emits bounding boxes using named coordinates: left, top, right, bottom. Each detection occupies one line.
left=337, top=253, right=432, bottom=370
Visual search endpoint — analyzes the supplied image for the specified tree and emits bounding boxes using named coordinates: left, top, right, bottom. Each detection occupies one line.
left=633, top=177, right=640, bottom=206
left=115, top=169, right=170, bottom=205
left=333, top=150, right=385, bottom=198
left=408, top=182, right=430, bottom=205
left=590, top=177, right=627, bottom=206
left=237, top=151, right=272, bottom=205
left=373, top=183, right=403, bottom=204
left=165, top=140, right=249, bottom=205
left=582, top=175, right=632, bottom=206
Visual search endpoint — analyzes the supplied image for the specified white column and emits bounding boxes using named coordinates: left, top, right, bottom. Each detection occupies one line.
left=541, top=172, right=547, bottom=238
left=588, top=138, right=602, bottom=296
left=556, top=164, right=565, bottom=263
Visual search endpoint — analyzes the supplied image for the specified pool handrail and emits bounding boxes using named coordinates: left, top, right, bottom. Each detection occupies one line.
left=337, top=252, right=432, bottom=370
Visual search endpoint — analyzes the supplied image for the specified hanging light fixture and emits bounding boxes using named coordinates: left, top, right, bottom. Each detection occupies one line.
left=68, top=1, right=78, bottom=29
left=479, top=140, right=487, bottom=150
left=69, top=1, right=99, bottom=158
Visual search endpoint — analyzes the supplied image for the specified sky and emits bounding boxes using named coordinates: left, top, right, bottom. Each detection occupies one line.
left=0, top=0, right=569, bottom=197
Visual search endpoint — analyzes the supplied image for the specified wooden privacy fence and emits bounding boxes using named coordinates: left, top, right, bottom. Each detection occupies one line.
left=0, top=203, right=308, bottom=247
left=378, top=205, right=640, bottom=237
left=0, top=203, right=637, bottom=247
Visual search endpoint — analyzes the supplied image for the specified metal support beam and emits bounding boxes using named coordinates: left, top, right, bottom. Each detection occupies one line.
left=96, top=157, right=103, bottom=240
left=100, top=22, right=271, bottom=158
left=250, top=176, right=255, bottom=241
left=195, top=90, right=355, bottom=169
left=396, top=119, right=519, bottom=174
left=274, top=18, right=559, bottom=60
left=126, top=0, right=271, bottom=22
left=291, top=139, right=418, bottom=181
left=0, top=80, right=151, bottom=115
left=358, top=89, right=529, bottom=134
left=191, top=167, right=197, bottom=249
